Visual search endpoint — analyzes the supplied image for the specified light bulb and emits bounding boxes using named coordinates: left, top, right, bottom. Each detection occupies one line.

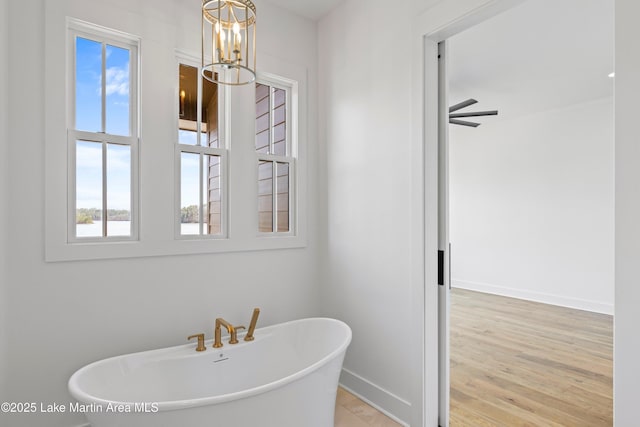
left=215, top=22, right=220, bottom=33
left=233, top=22, right=240, bottom=34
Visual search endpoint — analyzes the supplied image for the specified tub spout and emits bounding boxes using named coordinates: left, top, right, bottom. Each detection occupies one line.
left=214, top=318, right=245, bottom=348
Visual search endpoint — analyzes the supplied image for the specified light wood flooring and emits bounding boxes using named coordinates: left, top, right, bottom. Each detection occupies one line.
left=335, top=387, right=402, bottom=427
left=450, top=288, right=613, bottom=426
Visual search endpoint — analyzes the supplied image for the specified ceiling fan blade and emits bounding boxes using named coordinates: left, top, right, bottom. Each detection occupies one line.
left=449, top=110, right=498, bottom=118
left=449, top=119, right=480, bottom=127
left=449, top=99, right=478, bottom=113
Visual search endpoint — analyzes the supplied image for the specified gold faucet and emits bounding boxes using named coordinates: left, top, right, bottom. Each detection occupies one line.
left=214, top=318, right=245, bottom=348
left=187, top=333, right=206, bottom=352
left=244, top=308, right=260, bottom=341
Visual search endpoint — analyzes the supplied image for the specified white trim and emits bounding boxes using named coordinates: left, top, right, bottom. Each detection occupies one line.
left=45, top=12, right=308, bottom=260
left=339, top=368, right=411, bottom=426
left=65, top=20, right=140, bottom=243
left=452, top=279, right=614, bottom=315
left=412, top=1, right=527, bottom=425
left=174, top=53, right=228, bottom=240
left=436, top=40, right=451, bottom=427
left=255, top=72, right=298, bottom=237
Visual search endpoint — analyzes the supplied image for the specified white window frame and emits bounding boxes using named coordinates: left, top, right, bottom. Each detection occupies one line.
left=45, top=9, right=306, bottom=261
left=174, top=53, right=229, bottom=240
left=66, top=19, right=140, bottom=243
left=256, top=73, right=298, bottom=237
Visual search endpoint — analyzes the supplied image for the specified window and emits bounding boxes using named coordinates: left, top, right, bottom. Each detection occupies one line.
left=176, top=61, right=226, bottom=238
left=256, top=79, right=296, bottom=234
left=68, top=21, right=139, bottom=241
left=47, top=17, right=307, bottom=261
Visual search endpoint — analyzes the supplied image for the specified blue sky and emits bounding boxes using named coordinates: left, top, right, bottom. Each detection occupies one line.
left=75, top=37, right=132, bottom=212
left=75, top=37, right=130, bottom=135
left=181, top=152, right=201, bottom=209
left=75, top=37, right=203, bottom=214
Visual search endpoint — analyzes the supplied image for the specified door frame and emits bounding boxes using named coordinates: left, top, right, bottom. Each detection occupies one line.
left=411, top=1, right=527, bottom=426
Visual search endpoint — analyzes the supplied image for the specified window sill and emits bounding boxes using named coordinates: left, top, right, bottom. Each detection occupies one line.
left=45, top=235, right=307, bottom=262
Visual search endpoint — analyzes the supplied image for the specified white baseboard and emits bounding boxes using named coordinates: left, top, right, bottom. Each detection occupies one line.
left=339, top=368, right=410, bottom=426
left=452, top=279, right=614, bottom=315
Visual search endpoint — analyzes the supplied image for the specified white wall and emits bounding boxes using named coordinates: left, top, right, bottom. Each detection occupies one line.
left=320, top=0, right=640, bottom=425
left=4, top=1, right=319, bottom=426
left=0, top=0, right=9, bottom=404
left=318, top=0, right=416, bottom=423
left=614, top=0, right=640, bottom=424
left=450, top=97, right=615, bottom=314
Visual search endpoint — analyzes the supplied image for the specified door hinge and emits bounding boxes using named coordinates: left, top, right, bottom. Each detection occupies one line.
left=438, top=250, right=444, bottom=286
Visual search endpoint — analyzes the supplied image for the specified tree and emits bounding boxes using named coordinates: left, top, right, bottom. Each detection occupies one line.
left=181, top=205, right=199, bottom=223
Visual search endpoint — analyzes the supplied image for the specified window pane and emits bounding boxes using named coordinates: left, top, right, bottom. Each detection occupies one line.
left=258, top=161, right=273, bottom=232
left=273, top=88, right=286, bottom=108
left=179, top=130, right=198, bottom=145
left=202, top=74, right=219, bottom=148
left=106, top=144, right=131, bottom=237
left=256, top=112, right=270, bottom=135
left=276, top=162, right=289, bottom=232
left=105, top=45, right=130, bottom=136
left=273, top=104, right=286, bottom=126
left=255, top=84, right=287, bottom=156
left=75, top=37, right=102, bottom=132
left=181, top=152, right=200, bottom=235
left=204, top=155, right=221, bottom=235
left=76, top=141, right=103, bottom=237
left=273, top=89, right=287, bottom=156
left=273, top=122, right=286, bottom=144
left=256, top=83, right=269, bottom=101
left=255, top=83, right=270, bottom=152
left=256, top=130, right=269, bottom=153
left=179, top=64, right=198, bottom=145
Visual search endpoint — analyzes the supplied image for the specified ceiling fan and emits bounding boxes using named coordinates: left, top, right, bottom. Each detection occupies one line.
left=449, top=99, right=498, bottom=127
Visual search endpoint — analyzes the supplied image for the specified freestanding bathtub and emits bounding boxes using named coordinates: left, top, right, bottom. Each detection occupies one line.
left=68, top=318, right=351, bottom=427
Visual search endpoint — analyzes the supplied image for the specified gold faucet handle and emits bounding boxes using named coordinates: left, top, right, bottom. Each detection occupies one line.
left=245, top=308, right=260, bottom=341
left=188, top=333, right=206, bottom=352
left=229, top=325, right=245, bottom=344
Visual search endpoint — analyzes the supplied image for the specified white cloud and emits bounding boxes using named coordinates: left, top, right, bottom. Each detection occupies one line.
left=76, top=143, right=102, bottom=168
left=104, top=65, right=129, bottom=96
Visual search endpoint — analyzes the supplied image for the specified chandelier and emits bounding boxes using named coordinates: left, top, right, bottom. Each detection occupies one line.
left=202, top=0, right=256, bottom=85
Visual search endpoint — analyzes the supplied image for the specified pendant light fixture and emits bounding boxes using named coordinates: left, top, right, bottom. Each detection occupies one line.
left=202, top=0, right=256, bottom=85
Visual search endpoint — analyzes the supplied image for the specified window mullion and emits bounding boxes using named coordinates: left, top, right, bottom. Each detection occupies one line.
left=198, top=65, right=204, bottom=236
left=272, top=161, right=277, bottom=232
left=102, top=142, right=108, bottom=237
left=101, top=42, right=107, bottom=238
left=197, top=65, right=203, bottom=147
left=101, top=42, right=106, bottom=133
left=199, top=153, right=204, bottom=236
left=270, top=87, right=275, bottom=154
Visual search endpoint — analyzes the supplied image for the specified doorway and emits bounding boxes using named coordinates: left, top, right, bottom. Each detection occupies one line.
left=432, top=1, right=614, bottom=425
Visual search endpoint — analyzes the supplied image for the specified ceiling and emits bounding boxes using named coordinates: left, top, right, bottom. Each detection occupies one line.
left=265, top=0, right=443, bottom=21
left=448, top=0, right=614, bottom=122
left=264, top=0, right=345, bottom=20
left=263, top=0, right=613, bottom=120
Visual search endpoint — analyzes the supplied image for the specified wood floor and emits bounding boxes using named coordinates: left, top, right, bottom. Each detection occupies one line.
left=335, top=387, right=402, bottom=427
left=450, top=288, right=613, bottom=426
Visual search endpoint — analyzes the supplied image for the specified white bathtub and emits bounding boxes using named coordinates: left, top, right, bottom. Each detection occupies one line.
left=68, top=318, right=351, bottom=427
